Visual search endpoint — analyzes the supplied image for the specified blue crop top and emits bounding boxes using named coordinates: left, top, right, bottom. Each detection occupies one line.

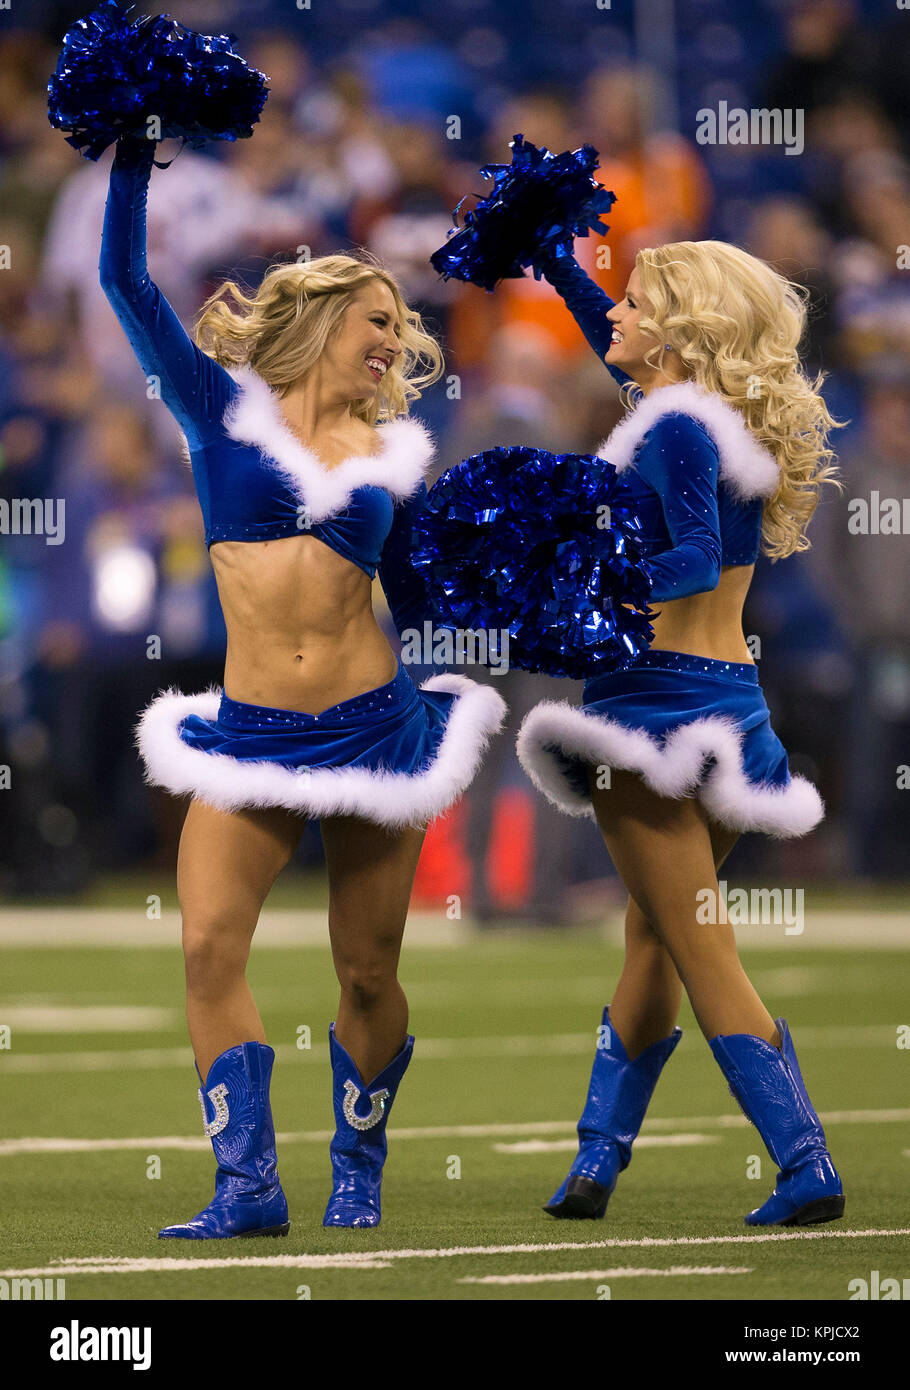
left=99, top=136, right=433, bottom=632
left=540, top=250, right=780, bottom=601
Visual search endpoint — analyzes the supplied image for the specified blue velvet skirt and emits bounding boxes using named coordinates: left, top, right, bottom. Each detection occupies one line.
left=136, top=659, right=506, bottom=829
left=516, top=650, right=823, bottom=839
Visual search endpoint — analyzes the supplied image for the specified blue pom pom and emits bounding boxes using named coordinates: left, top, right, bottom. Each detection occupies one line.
left=429, top=134, right=616, bottom=292
left=47, top=0, right=269, bottom=160
left=411, top=447, right=655, bottom=679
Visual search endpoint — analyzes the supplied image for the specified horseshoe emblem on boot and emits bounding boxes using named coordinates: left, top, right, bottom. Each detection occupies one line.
left=342, top=1079, right=390, bottom=1131
left=198, top=1082, right=230, bottom=1137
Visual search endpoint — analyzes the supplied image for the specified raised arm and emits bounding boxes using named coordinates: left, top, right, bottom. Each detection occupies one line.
left=99, top=136, right=234, bottom=452
left=537, top=248, right=632, bottom=389
left=634, top=414, right=722, bottom=601
left=377, top=481, right=433, bottom=639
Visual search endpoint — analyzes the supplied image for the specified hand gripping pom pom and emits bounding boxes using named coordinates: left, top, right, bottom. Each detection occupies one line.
left=411, top=447, right=655, bottom=680
left=429, top=134, right=616, bottom=292
left=47, top=0, right=269, bottom=160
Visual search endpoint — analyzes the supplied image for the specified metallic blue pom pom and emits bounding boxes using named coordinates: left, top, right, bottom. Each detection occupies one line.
left=412, top=447, right=655, bottom=680
left=429, top=134, right=616, bottom=292
left=47, top=0, right=269, bottom=160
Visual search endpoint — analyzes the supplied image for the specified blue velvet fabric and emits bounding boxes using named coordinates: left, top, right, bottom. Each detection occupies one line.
left=718, top=490, right=765, bottom=567
left=99, top=136, right=428, bottom=594
left=540, top=251, right=764, bottom=588
left=552, top=649, right=790, bottom=801
left=178, top=658, right=454, bottom=774
left=616, top=414, right=721, bottom=601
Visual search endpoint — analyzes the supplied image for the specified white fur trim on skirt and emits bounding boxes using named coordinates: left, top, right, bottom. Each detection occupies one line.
left=135, top=675, right=506, bottom=829
left=516, top=702, right=824, bottom=840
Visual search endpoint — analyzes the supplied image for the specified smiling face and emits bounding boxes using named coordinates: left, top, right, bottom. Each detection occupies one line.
left=323, top=278, right=403, bottom=403
left=604, top=266, right=661, bottom=377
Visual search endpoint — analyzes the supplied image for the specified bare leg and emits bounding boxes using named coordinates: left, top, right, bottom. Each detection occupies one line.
left=320, top=815, right=426, bottom=1082
left=605, top=782, right=744, bottom=1057
left=608, top=897, right=683, bottom=1060
left=177, top=801, right=305, bottom=1078
left=590, top=768, right=779, bottom=1047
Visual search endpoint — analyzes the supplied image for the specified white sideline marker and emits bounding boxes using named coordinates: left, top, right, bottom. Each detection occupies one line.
left=459, top=1265, right=753, bottom=1284
left=0, top=1229, right=908, bottom=1281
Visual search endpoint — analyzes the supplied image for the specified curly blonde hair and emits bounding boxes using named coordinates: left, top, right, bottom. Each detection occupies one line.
left=193, top=250, right=444, bottom=424
left=635, top=240, right=844, bottom=559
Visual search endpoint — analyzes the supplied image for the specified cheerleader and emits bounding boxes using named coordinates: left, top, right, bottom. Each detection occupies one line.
left=97, top=132, right=505, bottom=1237
left=511, top=239, right=845, bottom=1225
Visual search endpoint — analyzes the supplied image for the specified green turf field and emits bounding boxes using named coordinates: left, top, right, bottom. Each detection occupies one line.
left=1, top=901, right=908, bottom=1301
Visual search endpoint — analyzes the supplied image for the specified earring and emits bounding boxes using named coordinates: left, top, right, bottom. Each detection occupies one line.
left=664, top=343, right=673, bottom=351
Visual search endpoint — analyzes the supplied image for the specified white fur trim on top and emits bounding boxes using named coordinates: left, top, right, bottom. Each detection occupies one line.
left=220, top=364, right=435, bottom=523
left=515, top=700, right=824, bottom=839
left=135, top=675, right=506, bottom=829
left=596, top=381, right=780, bottom=501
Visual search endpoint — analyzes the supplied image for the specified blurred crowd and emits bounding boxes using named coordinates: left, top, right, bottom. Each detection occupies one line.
left=1, top=0, right=909, bottom=903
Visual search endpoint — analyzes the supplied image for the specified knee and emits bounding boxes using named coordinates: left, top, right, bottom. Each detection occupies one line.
left=334, top=946, right=401, bottom=1012
left=625, top=899, right=665, bottom=948
left=181, top=908, right=252, bottom=992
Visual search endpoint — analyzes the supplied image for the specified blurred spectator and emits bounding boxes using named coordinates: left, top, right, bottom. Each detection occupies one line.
left=764, top=0, right=878, bottom=120
left=831, top=156, right=910, bottom=372
left=353, top=18, right=480, bottom=132
left=579, top=63, right=712, bottom=298
left=38, top=128, right=307, bottom=405
left=810, top=359, right=910, bottom=875
left=744, top=197, right=841, bottom=370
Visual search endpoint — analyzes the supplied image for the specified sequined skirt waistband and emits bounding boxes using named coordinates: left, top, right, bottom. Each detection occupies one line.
left=216, top=659, right=414, bottom=730
left=614, top=648, right=758, bottom=682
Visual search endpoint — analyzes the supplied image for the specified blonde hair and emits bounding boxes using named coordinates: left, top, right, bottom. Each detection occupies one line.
left=193, top=250, right=444, bottom=424
left=634, top=240, right=844, bottom=559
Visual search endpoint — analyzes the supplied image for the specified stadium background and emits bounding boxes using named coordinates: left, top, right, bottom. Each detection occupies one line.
left=0, top=0, right=908, bottom=1305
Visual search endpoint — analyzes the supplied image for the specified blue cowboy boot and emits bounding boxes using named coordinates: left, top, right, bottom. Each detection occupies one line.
left=709, top=1017, right=845, bottom=1226
left=544, top=1006, right=682, bottom=1219
left=323, top=1024, right=414, bottom=1228
left=158, top=1041, right=289, bottom=1239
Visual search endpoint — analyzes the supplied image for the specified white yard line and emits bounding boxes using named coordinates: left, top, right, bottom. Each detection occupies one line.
left=1, top=1108, right=907, bottom=1158
left=1, top=1047, right=195, bottom=1073
left=0, top=1229, right=907, bottom=1281
left=0, top=1255, right=394, bottom=1276
left=0, top=1024, right=901, bottom=1073
left=459, top=1265, right=753, bottom=1284
left=1, top=907, right=907, bottom=948
left=0, top=910, right=461, bottom=948
left=0, top=1006, right=179, bottom=1032
left=492, top=1134, right=720, bottom=1154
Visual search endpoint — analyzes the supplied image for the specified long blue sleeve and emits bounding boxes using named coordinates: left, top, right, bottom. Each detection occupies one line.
left=99, top=136, right=234, bottom=451
left=635, top=414, right=722, bottom=600
left=377, top=481, right=433, bottom=638
left=538, top=249, right=632, bottom=389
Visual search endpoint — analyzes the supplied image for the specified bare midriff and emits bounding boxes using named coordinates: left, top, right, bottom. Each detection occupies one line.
left=211, top=533, right=398, bottom=715
left=647, top=564, right=757, bottom=664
